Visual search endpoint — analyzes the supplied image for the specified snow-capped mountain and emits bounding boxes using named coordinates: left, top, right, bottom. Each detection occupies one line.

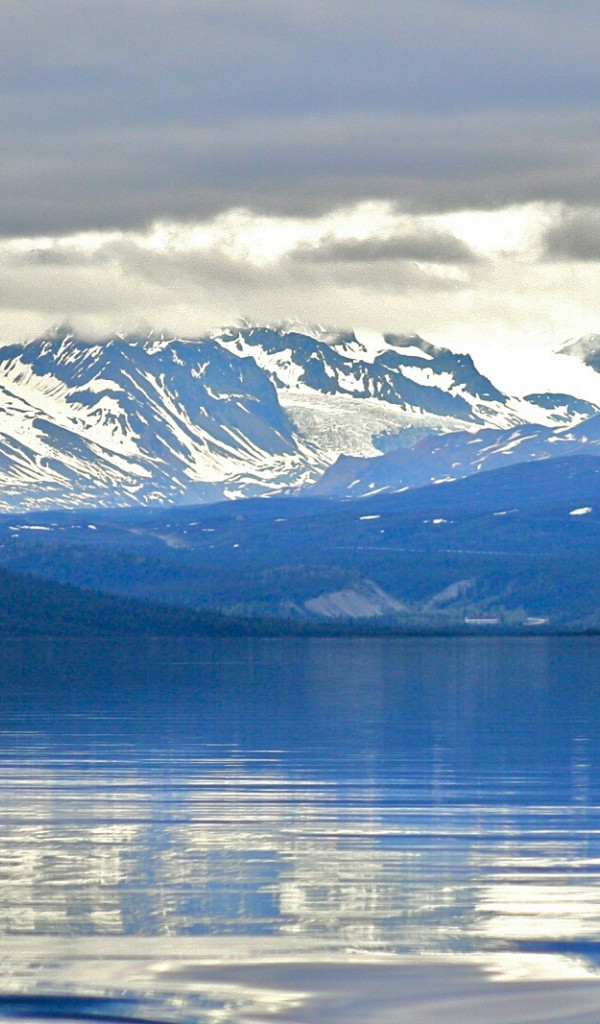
left=0, top=322, right=598, bottom=513
left=212, top=325, right=593, bottom=459
left=0, top=327, right=318, bottom=511
left=559, top=334, right=600, bottom=372
left=310, top=415, right=600, bottom=497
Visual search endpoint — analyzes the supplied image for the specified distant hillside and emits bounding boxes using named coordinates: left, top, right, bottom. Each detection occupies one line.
left=0, top=564, right=250, bottom=636
left=312, top=414, right=600, bottom=497
left=3, top=455, right=600, bottom=629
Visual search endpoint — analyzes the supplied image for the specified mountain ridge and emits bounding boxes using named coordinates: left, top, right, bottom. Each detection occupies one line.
left=3, top=454, right=600, bottom=627
left=0, top=323, right=598, bottom=512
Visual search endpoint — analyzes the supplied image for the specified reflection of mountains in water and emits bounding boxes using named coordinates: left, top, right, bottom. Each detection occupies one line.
left=0, top=747, right=465, bottom=947
left=0, top=995, right=154, bottom=1024
left=2, top=637, right=600, bottom=959
left=0, top=993, right=223, bottom=1024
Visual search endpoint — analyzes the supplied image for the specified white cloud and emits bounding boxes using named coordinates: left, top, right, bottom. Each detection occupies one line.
left=1, top=200, right=600, bottom=401
left=2, top=1, right=598, bottom=404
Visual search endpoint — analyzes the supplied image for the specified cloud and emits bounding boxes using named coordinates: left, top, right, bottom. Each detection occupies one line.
left=543, top=208, right=600, bottom=261
left=1, top=201, right=599, bottom=371
left=3, top=106, right=600, bottom=238
left=291, top=231, right=479, bottom=265
left=0, top=205, right=480, bottom=300
left=1, top=1, right=600, bottom=235
left=4, top=1, right=598, bottom=119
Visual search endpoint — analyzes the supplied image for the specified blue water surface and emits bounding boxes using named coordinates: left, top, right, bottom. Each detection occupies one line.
left=0, top=635, right=599, bottom=1019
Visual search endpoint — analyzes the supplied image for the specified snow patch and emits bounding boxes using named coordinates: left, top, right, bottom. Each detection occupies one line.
left=390, top=345, right=433, bottom=361
left=400, top=366, right=454, bottom=390
left=10, top=524, right=51, bottom=531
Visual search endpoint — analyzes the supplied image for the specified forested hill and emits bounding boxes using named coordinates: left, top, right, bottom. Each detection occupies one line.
left=0, top=565, right=238, bottom=636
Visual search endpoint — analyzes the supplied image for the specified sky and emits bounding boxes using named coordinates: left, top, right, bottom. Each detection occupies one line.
left=2, top=0, right=600, bottom=394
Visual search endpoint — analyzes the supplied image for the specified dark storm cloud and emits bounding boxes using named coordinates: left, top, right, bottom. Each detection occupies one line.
left=543, top=209, right=600, bottom=261
left=2, top=0, right=600, bottom=235
left=4, top=106, right=600, bottom=238
left=292, top=231, right=479, bottom=265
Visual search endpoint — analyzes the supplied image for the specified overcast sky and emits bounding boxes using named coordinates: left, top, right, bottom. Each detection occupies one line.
left=2, top=0, right=600, bottom=393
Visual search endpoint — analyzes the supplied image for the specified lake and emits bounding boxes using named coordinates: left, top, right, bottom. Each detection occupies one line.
left=1, top=635, right=600, bottom=1023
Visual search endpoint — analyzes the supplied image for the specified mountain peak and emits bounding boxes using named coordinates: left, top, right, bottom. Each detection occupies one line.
left=558, top=333, right=600, bottom=366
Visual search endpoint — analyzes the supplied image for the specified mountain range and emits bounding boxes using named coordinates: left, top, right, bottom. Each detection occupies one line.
left=2, top=323, right=600, bottom=630
left=1, top=323, right=599, bottom=512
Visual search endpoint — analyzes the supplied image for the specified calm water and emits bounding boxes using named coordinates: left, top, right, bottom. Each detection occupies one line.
left=1, top=635, right=600, bottom=1022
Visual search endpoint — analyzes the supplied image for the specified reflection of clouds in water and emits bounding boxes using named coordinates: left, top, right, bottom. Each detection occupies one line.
left=2, top=752, right=600, bottom=971
left=0, top=753, right=482, bottom=947
left=479, top=881, right=600, bottom=940
left=467, top=739, right=600, bottom=954
left=474, top=842, right=600, bottom=944
left=1, top=944, right=598, bottom=1024
left=0, top=754, right=470, bottom=942
left=2, top=634, right=600, bottom=1009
